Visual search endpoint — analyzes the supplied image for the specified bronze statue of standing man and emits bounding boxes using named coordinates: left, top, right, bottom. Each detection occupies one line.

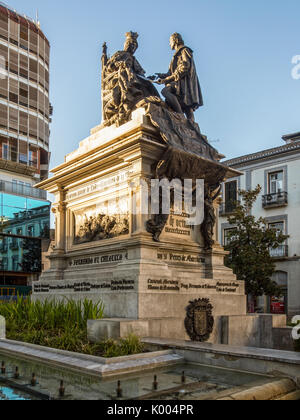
left=154, top=33, right=203, bottom=122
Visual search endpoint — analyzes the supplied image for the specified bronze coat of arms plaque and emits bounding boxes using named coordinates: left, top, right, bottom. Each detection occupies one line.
left=185, top=298, right=214, bottom=342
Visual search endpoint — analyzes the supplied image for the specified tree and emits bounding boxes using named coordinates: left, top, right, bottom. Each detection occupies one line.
left=20, top=238, right=42, bottom=273
left=224, top=186, right=288, bottom=300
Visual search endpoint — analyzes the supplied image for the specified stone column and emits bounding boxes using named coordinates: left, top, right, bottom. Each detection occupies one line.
left=53, top=187, right=67, bottom=253
left=214, top=197, right=222, bottom=245
left=129, top=157, right=152, bottom=236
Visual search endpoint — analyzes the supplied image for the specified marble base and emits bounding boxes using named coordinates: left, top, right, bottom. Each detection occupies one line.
left=87, top=319, right=150, bottom=342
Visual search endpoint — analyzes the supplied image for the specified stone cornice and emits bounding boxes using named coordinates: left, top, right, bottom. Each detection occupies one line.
left=223, top=140, right=300, bottom=168
left=35, top=130, right=164, bottom=194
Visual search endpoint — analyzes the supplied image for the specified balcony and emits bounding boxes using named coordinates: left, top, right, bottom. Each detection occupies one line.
left=262, top=192, right=288, bottom=209
left=219, top=202, right=238, bottom=217
left=0, top=180, right=47, bottom=201
left=270, top=245, right=289, bottom=258
left=0, top=152, right=39, bottom=177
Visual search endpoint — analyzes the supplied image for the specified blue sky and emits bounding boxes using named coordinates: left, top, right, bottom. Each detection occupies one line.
left=8, top=0, right=300, bottom=169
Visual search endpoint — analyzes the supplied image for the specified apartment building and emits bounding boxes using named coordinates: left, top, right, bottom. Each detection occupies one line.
left=0, top=3, right=51, bottom=297
left=219, top=132, right=300, bottom=317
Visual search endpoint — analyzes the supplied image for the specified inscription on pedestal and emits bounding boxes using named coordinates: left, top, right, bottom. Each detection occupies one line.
left=148, top=279, right=180, bottom=292
left=69, top=252, right=128, bottom=267
left=147, top=279, right=240, bottom=294
left=66, top=170, right=132, bottom=201
left=158, top=252, right=205, bottom=264
left=164, top=212, right=192, bottom=237
left=33, top=279, right=135, bottom=294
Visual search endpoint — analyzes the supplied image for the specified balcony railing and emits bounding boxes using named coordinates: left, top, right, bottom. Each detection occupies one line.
left=219, top=202, right=238, bottom=216
left=0, top=180, right=47, bottom=200
left=262, top=192, right=288, bottom=208
left=0, top=152, right=39, bottom=169
left=270, top=245, right=289, bottom=258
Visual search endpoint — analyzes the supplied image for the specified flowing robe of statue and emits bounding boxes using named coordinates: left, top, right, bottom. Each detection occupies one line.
left=102, top=50, right=159, bottom=126
left=162, top=46, right=203, bottom=112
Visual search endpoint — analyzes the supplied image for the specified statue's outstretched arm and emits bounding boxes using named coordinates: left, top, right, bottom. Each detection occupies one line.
left=156, top=72, right=170, bottom=79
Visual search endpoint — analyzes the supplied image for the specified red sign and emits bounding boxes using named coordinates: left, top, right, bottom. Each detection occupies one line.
left=270, top=297, right=285, bottom=314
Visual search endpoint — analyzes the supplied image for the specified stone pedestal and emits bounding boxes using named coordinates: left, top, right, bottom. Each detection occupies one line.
left=0, top=316, right=5, bottom=339
left=87, top=319, right=150, bottom=342
left=220, top=314, right=287, bottom=348
left=34, top=108, right=246, bottom=343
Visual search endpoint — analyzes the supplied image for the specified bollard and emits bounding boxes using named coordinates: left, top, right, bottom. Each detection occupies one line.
left=31, top=373, right=37, bottom=387
left=59, top=380, right=65, bottom=398
left=116, top=381, right=123, bottom=398
left=14, top=367, right=20, bottom=379
left=153, top=375, right=158, bottom=391
left=1, top=361, right=5, bottom=375
left=181, top=371, right=186, bottom=384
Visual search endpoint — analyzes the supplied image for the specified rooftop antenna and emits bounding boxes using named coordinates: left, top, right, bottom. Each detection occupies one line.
left=36, top=9, right=40, bottom=27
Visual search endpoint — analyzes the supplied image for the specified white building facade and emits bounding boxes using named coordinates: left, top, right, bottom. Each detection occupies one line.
left=219, top=132, right=300, bottom=317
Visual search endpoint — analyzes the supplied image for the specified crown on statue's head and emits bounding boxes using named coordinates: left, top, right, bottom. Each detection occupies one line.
left=125, top=31, right=139, bottom=41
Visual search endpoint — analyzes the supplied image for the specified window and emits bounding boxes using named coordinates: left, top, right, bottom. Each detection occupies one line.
left=29, top=148, right=38, bottom=167
left=28, top=225, right=35, bottom=237
left=19, top=141, right=28, bottom=165
left=224, top=181, right=237, bottom=213
left=270, top=271, right=288, bottom=314
left=25, top=183, right=32, bottom=196
left=268, top=171, right=283, bottom=194
left=12, top=256, right=19, bottom=272
left=0, top=104, right=8, bottom=127
left=268, top=222, right=287, bottom=257
left=0, top=237, right=7, bottom=253
left=223, top=228, right=236, bottom=246
left=2, top=143, right=8, bottom=160
left=9, top=107, right=18, bottom=131
left=1, top=258, right=8, bottom=270
left=19, top=111, right=28, bottom=136
left=9, top=138, right=18, bottom=162
left=12, top=179, right=18, bottom=193
left=0, top=12, right=8, bottom=41
left=269, top=221, right=284, bottom=235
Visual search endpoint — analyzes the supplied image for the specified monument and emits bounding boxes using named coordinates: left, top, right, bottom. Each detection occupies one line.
left=34, top=32, right=247, bottom=343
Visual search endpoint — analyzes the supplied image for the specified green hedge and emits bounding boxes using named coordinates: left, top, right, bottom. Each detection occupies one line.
left=0, top=297, right=144, bottom=357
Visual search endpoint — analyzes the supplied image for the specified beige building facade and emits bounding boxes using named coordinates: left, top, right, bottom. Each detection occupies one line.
left=219, top=132, right=300, bottom=317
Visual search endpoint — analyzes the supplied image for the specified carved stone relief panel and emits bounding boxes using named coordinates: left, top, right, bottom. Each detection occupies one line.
left=73, top=196, right=130, bottom=245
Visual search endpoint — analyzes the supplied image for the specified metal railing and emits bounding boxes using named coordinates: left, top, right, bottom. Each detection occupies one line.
left=0, top=153, right=38, bottom=169
left=0, top=179, right=47, bottom=200
left=270, top=245, right=289, bottom=258
left=262, top=192, right=288, bottom=208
